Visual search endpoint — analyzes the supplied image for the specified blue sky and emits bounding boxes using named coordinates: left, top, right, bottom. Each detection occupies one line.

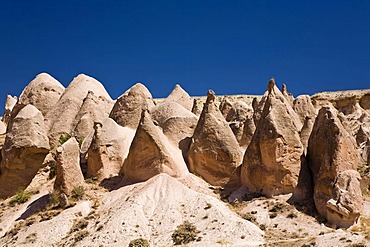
left=1, top=1, right=370, bottom=114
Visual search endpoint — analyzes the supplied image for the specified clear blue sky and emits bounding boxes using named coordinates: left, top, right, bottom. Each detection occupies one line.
left=1, top=0, right=370, bottom=114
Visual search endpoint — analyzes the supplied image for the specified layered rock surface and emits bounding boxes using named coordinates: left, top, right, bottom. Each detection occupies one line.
left=0, top=105, right=50, bottom=198
left=307, top=106, right=362, bottom=227
left=46, top=74, right=112, bottom=149
left=241, top=79, right=306, bottom=197
left=121, top=110, right=189, bottom=182
left=109, top=83, right=155, bottom=129
left=187, top=90, right=242, bottom=186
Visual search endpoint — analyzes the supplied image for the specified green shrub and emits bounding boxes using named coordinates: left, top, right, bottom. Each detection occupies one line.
left=171, top=220, right=200, bottom=245
left=71, top=186, right=85, bottom=200
left=59, top=133, right=71, bottom=145
left=9, top=190, right=32, bottom=206
left=128, top=238, right=150, bottom=247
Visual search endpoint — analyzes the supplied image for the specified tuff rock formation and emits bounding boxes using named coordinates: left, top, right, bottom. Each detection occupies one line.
left=73, top=91, right=114, bottom=141
left=226, top=101, right=254, bottom=148
left=307, top=106, right=362, bottom=227
left=163, top=84, right=193, bottom=111
left=219, top=96, right=233, bottom=118
left=1, top=95, right=17, bottom=126
left=46, top=74, right=112, bottom=149
left=86, top=119, right=135, bottom=181
left=293, top=95, right=317, bottom=124
left=121, top=110, right=189, bottom=182
left=187, top=90, right=242, bottom=186
left=150, top=101, right=198, bottom=149
left=17, top=73, right=65, bottom=116
left=109, top=83, right=155, bottom=129
left=0, top=104, right=50, bottom=198
left=241, top=79, right=306, bottom=197
left=54, top=137, right=84, bottom=195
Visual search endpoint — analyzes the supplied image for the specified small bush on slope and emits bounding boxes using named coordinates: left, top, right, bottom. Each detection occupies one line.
left=128, top=238, right=150, bottom=247
left=9, top=190, right=32, bottom=206
left=171, top=220, right=200, bottom=245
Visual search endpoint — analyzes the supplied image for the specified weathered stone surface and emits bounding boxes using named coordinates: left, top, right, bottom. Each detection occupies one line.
left=109, top=83, right=155, bottom=129
left=300, top=116, right=315, bottom=154
left=163, top=84, right=193, bottom=111
left=73, top=91, right=114, bottom=142
left=54, top=137, right=84, bottom=195
left=0, top=105, right=50, bottom=198
left=86, top=119, right=135, bottom=181
left=282, top=83, right=294, bottom=105
left=327, top=170, right=363, bottom=228
left=293, top=95, right=316, bottom=124
left=187, top=90, right=242, bottom=186
left=17, top=73, right=65, bottom=116
left=219, top=96, right=233, bottom=118
left=46, top=74, right=112, bottom=150
left=0, top=122, right=5, bottom=135
left=241, top=79, right=305, bottom=197
left=191, top=98, right=203, bottom=116
left=1, top=95, right=17, bottom=126
left=307, top=106, right=361, bottom=225
left=226, top=101, right=254, bottom=148
left=151, top=101, right=198, bottom=146
left=121, top=110, right=188, bottom=183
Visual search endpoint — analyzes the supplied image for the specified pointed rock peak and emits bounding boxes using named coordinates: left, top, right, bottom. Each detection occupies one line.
left=282, top=83, right=288, bottom=94
left=206, top=90, right=216, bottom=104
left=267, top=77, right=275, bottom=93
left=126, top=82, right=152, bottom=98
left=140, top=109, right=151, bottom=125
left=32, top=72, right=64, bottom=87
left=164, top=84, right=193, bottom=111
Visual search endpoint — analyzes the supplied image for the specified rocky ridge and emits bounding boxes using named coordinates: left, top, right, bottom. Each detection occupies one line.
left=0, top=73, right=369, bottom=246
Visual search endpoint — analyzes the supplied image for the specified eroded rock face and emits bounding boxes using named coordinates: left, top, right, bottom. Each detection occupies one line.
left=241, top=79, right=305, bottom=197
left=293, top=95, right=316, bottom=124
left=219, top=96, right=233, bottom=118
left=17, top=73, right=65, bottom=116
left=1, top=95, right=17, bottom=126
left=46, top=74, right=112, bottom=150
left=121, top=110, right=188, bottom=183
left=187, top=90, right=242, bottom=186
left=307, top=106, right=361, bottom=226
left=0, top=105, right=50, bottom=198
left=326, top=170, right=363, bottom=228
left=109, top=83, right=155, bottom=129
left=54, top=137, right=84, bottom=195
left=151, top=101, right=198, bottom=148
left=163, top=84, right=193, bottom=111
left=86, top=119, right=135, bottom=181
left=226, top=101, right=254, bottom=148
left=73, top=91, right=114, bottom=142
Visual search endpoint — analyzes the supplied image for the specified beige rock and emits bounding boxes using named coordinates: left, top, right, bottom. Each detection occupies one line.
left=109, top=83, right=155, bottom=129
left=293, top=95, right=317, bottom=124
left=163, top=84, right=193, bottom=111
left=0, top=105, right=50, bottom=198
left=46, top=74, right=112, bottom=150
left=226, top=101, right=254, bottom=148
left=121, top=110, right=188, bottom=183
left=327, top=170, right=363, bottom=228
left=87, top=119, right=135, bottom=181
left=151, top=101, right=198, bottom=148
left=191, top=98, right=203, bottom=116
left=54, top=137, right=84, bottom=195
left=307, top=106, right=360, bottom=225
left=300, top=116, right=315, bottom=154
left=219, top=96, right=233, bottom=118
left=1, top=95, right=17, bottom=126
left=241, top=79, right=305, bottom=197
left=73, top=91, right=114, bottom=141
left=0, top=121, right=5, bottom=135
left=17, top=73, right=65, bottom=116
left=282, top=83, right=294, bottom=105
left=187, top=90, right=242, bottom=186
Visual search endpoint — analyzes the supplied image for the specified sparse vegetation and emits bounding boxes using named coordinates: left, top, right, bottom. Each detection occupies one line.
left=73, top=230, right=89, bottom=242
left=69, top=219, right=88, bottom=233
left=71, top=185, right=85, bottom=200
left=9, top=190, right=32, bottom=206
left=171, top=220, right=200, bottom=245
left=59, top=133, right=71, bottom=145
left=128, top=238, right=150, bottom=247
